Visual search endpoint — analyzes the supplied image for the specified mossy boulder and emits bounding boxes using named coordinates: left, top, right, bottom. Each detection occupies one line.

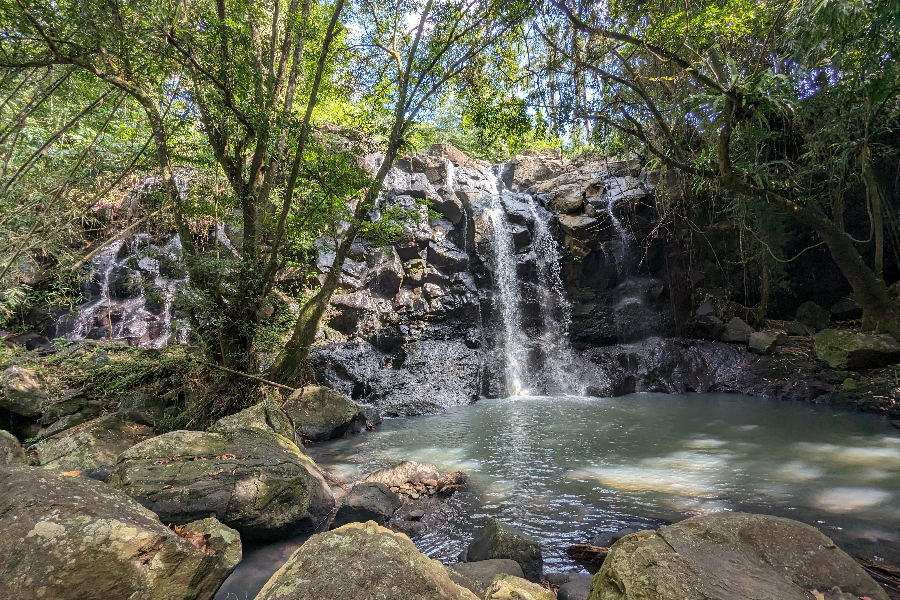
left=34, top=413, right=155, bottom=471
left=208, top=398, right=295, bottom=438
left=0, top=366, right=47, bottom=418
left=796, top=301, right=831, bottom=332
left=447, top=560, right=524, bottom=598
left=588, top=512, right=887, bottom=600
left=108, top=427, right=334, bottom=542
left=256, top=521, right=478, bottom=600
left=813, top=329, right=900, bottom=370
left=485, top=574, right=556, bottom=600
left=282, top=385, right=359, bottom=440
left=0, top=466, right=240, bottom=600
left=466, top=519, right=543, bottom=582
left=330, top=482, right=401, bottom=529
left=0, top=429, right=27, bottom=465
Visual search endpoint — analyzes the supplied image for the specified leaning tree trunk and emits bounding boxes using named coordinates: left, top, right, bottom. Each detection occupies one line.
left=796, top=201, right=900, bottom=337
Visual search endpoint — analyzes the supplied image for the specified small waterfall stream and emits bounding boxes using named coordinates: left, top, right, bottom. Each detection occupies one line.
left=480, top=166, right=583, bottom=396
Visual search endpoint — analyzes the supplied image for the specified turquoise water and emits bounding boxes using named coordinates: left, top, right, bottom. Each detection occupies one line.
left=217, top=393, right=900, bottom=598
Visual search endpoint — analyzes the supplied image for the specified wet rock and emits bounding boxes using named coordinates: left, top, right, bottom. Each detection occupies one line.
left=748, top=330, right=787, bottom=355
left=558, top=573, right=594, bottom=600
left=208, top=398, right=294, bottom=439
left=330, top=482, right=401, bottom=529
left=601, top=176, right=651, bottom=205
left=368, top=247, right=404, bottom=297
left=433, top=191, right=465, bottom=224
left=0, top=466, right=240, bottom=600
left=813, top=329, right=900, bottom=370
left=39, top=388, right=88, bottom=424
left=282, top=385, right=359, bottom=441
left=466, top=519, right=543, bottom=582
left=796, top=301, right=831, bottom=332
left=408, top=509, right=426, bottom=521
left=447, top=559, right=524, bottom=598
left=588, top=512, right=887, bottom=600
left=484, top=574, right=555, bottom=600
left=428, top=241, right=469, bottom=272
left=365, top=461, right=441, bottom=487
left=0, top=429, right=26, bottom=465
left=256, top=521, right=478, bottom=600
left=720, top=317, right=754, bottom=343
left=117, top=390, right=167, bottom=427
left=108, top=427, right=334, bottom=542
left=34, top=413, right=155, bottom=471
left=557, top=214, right=598, bottom=239
left=502, top=149, right=570, bottom=191
left=548, top=183, right=585, bottom=214
left=1, top=365, right=47, bottom=418
left=108, top=265, right=143, bottom=298
left=423, top=282, right=446, bottom=300
left=690, top=315, right=724, bottom=340
left=830, top=297, right=862, bottom=321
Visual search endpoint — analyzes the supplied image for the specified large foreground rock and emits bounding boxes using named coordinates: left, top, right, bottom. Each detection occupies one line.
left=282, top=385, right=359, bottom=440
left=0, top=429, right=27, bottom=465
left=485, top=574, right=556, bottom=600
left=0, top=365, right=47, bottom=417
left=0, top=466, right=240, bottom=600
left=588, top=512, right=888, bottom=600
left=813, top=329, right=900, bottom=370
left=256, top=521, right=478, bottom=600
left=466, top=519, right=543, bottom=582
left=447, top=559, right=524, bottom=598
left=34, top=413, right=155, bottom=471
left=108, top=427, right=334, bottom=542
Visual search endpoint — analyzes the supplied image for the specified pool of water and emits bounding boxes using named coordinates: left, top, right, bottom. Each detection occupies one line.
left=217, top=393, right=900, bottom=598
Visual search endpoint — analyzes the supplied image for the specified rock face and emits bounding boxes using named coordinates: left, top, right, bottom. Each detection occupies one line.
left=108, top=427, right=334, bottom=542
left=447, top=559, right=524, bottom=598
left=282, top=385, right=358, bottom=440
left=484, top=574, right=556, bottom=600
left=588, top=513, right=888, bottom=600
left=34, top=413, right=155, bottom=471
left=0, top=429, right=27, bottom=465
left=1, top=365, right=47, bottom=417
left=256, top=521, right=479, bottom=600
left=330, top=482, right=401, bottom=529
left=813, top=329, right=900, bottom=370
left=466, top=519, right=543, bottom=582
left=0, top=466, right=240, bottom=600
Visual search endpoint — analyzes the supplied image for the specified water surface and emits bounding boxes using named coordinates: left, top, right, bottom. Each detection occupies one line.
left=218, top=393, right=900, bottom=598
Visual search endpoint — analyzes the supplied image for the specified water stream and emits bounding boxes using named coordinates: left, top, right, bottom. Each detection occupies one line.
left=217, top=393, right=900, bottom=599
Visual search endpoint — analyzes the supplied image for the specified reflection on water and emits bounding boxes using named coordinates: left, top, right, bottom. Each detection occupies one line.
left=218, top=393, right=900, bottom=598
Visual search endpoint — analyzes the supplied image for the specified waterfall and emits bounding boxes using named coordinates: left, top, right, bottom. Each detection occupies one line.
left=483, top=195, right=531, bottom=396
left=481, top=166, right=583, bottom=396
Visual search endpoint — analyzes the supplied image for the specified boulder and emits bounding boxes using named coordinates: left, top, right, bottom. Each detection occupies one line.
left=548, top=183, right=585, bottom=214
left=748, top=330, right=787, bottom=355
left=1, top=365, right=47, bottom=418
left=41, top=388, right=88, bottom=424
left=813, top=329, right=900, bottom=370
left=433, top=191, right=465, bottom=224
left=108, top=428, right=334, bottom=542
left=364, top=460, right=441, bottom=487
left=588, top=512, right=887, bottom=600
left=502, top=150, right=569, bottom=190
left=690, top=315, right=724, bottom=340
left=558, top=214, right=598, bottom=239
left=466, top=519, right=543, bottom=582
left=0, top=429, right=27, bottom=465
left=830, top=297, right=862, bottom=321
left=208, top=398, right=294, bottom=439
left=256, top=521, right=479, bottom=600
left=796, top=301, right=831, bottom=332
left=330, top=482, right=401, bottom=529
left=367, top=247, right=405, bottom=297
left=282, top=385, right=359, bottom=441
left=38, top=412, right=87, bottom=437
left=428, top=241, right=469, bottom=272
left=117, top=390, right=167, bottom=427
left=34, top=413, right=155, bottom=471
left=447, top=559, right=524, bottom=598
left=429, top=143, right=476, bottom=168
left=788, top=320, right=816, bottom=337
left=0, top=466, right=240, bottom=600
left=558, top=573, right=594, bottom=600
left=484, top=574, right=555, bottom=600
left=720, top=317, right=754, bottom=343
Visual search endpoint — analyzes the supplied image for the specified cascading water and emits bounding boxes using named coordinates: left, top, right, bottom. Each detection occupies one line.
left=480, top=165, right=583, bottom=396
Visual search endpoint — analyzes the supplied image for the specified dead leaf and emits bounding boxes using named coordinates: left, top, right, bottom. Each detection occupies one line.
left=636, top=536, right=646, bottom=542
left=809, top=590, right=825, bottom=600
left=61, top=470, right=81, bottom=477
left=209, top=468, right=224, bottom=476
left=168, top=524, right=216, bottom=556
